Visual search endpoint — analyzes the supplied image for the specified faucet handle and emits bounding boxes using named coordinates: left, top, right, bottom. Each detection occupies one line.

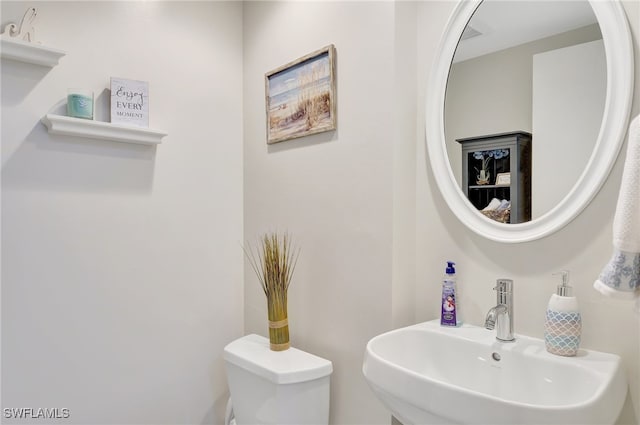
left=494, top=279, right=513, bottom=293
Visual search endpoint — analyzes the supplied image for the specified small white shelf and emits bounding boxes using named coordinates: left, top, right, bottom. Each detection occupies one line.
left=1, top=38, right=66, bottom=67
left=41, top=114, right=167, bottom=145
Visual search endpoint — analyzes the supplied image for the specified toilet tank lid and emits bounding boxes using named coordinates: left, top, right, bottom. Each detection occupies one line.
left=223, top=334, right=333, bottom=385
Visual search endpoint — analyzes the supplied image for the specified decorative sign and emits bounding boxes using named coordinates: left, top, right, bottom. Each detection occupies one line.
left=110, top=77, right=149, bottom=128
left=496, top=172, right=511, bottom=186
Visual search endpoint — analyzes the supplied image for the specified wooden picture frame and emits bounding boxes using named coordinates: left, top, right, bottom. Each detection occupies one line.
left=265, top=45, right=336, bottom=144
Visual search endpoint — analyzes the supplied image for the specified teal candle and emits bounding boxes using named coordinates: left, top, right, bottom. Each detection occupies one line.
left=67, top=90, right=93, bottom=119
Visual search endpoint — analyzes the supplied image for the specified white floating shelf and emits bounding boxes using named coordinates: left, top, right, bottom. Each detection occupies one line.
left=41, top=114, right=167, bottom=145
left=1, top=38, right=66, bottom=67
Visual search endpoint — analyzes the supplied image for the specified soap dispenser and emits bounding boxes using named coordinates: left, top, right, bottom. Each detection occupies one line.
left=544, top=271, right=581, bottom=357
left=440, top=261, right=461, bottom=326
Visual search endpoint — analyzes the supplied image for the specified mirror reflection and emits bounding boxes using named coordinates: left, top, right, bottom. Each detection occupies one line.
left=445, top=0, right=604, bottom=224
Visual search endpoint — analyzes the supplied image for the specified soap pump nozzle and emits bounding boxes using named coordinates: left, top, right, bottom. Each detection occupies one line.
left=553, top=270, right=571, bottom=296
left=446, top=261, right=456, bottom=275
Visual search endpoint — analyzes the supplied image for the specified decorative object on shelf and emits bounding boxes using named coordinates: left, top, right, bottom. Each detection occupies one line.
left=67, top=89, right=94, bottom=120
left=1, top=7, right=38, bottom=43
left=481, top=198, right=511, bottom=223
left=265, top=44, right=336, bottom=144
left=473, top=153, right=491, bottom=185
left=495, top=172, right=511, bottom=186
left=0, top=6, right=65, bottom=67
left=110, top=77, right=149, bottom=128
left=244, top=232, right=300, bottom=351
left=473, top=149, right=510, bottom=185
left=482, top=208, right=511, bottom=224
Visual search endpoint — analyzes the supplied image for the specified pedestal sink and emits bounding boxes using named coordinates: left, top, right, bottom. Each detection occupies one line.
left=362, top=320, right=627, bottom=425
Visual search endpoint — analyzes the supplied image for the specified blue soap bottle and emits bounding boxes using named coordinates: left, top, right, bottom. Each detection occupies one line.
left=441, top=261, right=461, bottom=326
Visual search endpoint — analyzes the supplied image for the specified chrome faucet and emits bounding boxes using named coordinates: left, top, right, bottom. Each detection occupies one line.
left=485, top=279, right=515, bottom=342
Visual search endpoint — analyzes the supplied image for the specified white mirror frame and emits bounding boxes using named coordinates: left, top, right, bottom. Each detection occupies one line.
left=426, top=0, right=634, bottom=243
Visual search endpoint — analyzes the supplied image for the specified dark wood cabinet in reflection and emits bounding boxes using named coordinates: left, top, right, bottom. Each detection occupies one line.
left=457, top=131, right=532, bottom=224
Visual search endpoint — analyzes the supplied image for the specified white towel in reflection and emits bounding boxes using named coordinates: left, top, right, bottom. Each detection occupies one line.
left=482, top=198, right=501, bottom=211
left=594, top=114, right=640, bottom=311
left=496, top=199, right=511, bottom=211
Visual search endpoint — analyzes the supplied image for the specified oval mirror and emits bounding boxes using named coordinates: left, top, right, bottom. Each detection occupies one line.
left=426, top=0, right=634, bottom=243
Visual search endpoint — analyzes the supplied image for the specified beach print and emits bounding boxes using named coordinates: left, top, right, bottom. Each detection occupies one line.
left=266, top=46, right=336, bottom=143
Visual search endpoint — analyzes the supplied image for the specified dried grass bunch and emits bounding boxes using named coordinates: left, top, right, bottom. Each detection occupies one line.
left=244, top=232, right=299, bottom=351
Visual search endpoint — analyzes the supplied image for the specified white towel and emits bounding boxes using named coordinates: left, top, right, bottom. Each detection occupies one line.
left=594, top=114, right=640, bottom=310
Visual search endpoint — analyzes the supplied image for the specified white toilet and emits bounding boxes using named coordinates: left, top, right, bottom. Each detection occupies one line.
left=223, top=334, right=333, bottom=425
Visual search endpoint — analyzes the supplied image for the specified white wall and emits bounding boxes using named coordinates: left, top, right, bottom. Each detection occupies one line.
left=392, top=2, right=418, bottom=331
left=532, top=39, right=606, bottom=217
left=1, top=2, right=243, bottom=424
left=418, top=2, right=640, bottom=424
left=242, top=2, right=399, bottom=424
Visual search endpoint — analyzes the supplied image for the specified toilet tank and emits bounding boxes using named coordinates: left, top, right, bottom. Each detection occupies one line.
left=223, top=334, right=333, bottom=425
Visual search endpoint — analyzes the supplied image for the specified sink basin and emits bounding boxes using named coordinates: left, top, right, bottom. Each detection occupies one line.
left=362, top=320, right=627, bottom=425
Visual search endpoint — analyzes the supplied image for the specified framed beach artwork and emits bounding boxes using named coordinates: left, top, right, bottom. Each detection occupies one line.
left=265, top=45, right=336, bottom=144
